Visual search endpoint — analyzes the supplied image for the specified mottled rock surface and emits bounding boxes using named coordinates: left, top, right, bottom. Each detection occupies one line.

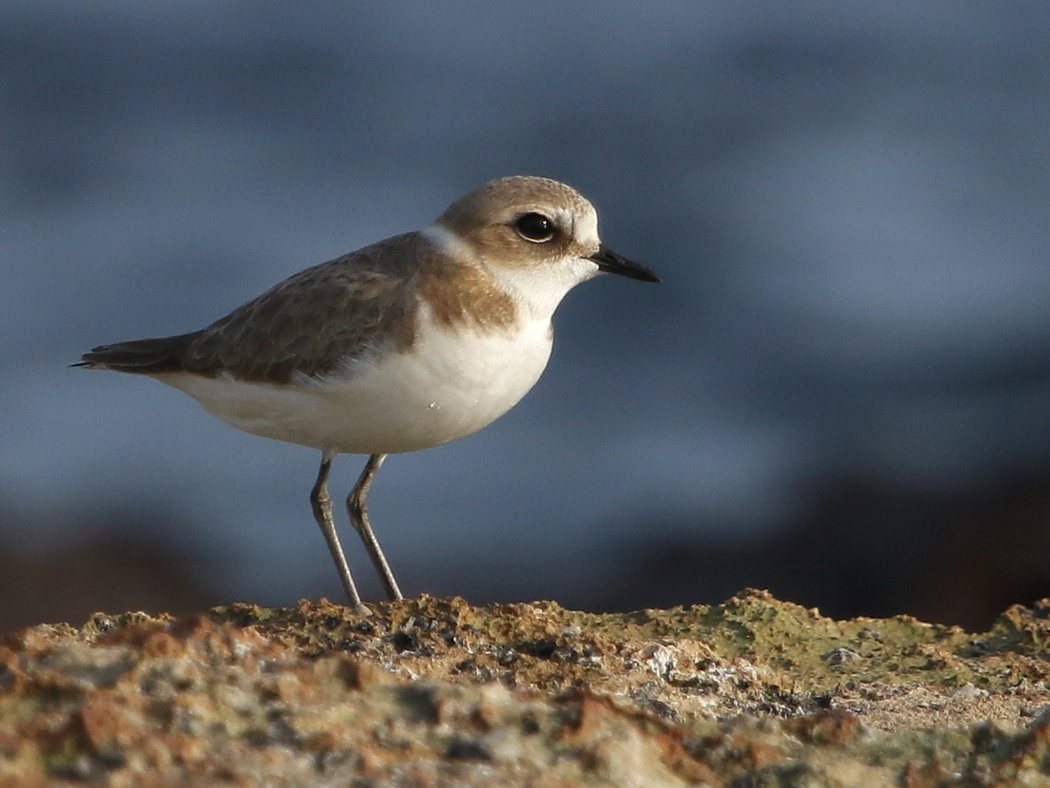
left=3, top=589, right=1050, bottom=786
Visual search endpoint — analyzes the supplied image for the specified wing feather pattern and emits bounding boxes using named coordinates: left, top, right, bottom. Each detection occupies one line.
left=77, top=234, right=425, bottom=384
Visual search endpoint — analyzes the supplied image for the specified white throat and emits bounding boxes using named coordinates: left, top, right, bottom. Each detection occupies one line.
left=486, top=255, right=601, bottom=321
left=425, top=221, right=601, bottom=321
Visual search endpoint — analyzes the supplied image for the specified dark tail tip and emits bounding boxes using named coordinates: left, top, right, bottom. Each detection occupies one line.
left=75, top=333, right=198, bottom=374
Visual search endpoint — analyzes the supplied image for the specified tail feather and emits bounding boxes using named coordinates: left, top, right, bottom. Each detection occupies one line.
left=74, top=332, right=199, bottom=374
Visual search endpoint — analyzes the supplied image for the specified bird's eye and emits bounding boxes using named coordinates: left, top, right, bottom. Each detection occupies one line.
left=514, top=212, right=556, bottom=243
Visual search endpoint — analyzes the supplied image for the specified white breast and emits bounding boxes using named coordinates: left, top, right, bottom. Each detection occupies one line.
left=156, top=306, right=554, bottom=455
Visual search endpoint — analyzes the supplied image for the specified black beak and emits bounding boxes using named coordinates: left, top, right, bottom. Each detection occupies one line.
left=589, top=245, right=660, bottom=283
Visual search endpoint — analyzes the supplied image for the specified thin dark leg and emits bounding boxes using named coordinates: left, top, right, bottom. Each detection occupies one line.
left=310, top=453, right=367, bottom=613
left=347, top=453, right=403, bottom=601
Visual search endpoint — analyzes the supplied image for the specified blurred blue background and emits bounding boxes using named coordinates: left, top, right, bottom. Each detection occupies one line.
left=3, top=2, right=1049, bottom=630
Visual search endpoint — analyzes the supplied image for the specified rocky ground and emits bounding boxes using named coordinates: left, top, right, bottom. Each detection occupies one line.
left=3, top=589, right=1050, bottom=786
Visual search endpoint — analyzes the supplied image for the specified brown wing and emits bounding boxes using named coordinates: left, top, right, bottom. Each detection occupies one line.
left=79, top=233, right=425, bottom=384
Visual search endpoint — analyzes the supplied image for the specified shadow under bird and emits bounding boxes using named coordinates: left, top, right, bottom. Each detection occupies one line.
left=76, top=175, right=660, bottom=612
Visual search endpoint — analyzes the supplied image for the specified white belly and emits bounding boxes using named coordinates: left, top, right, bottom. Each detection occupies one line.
left=155, top=312, right=554, bottom=455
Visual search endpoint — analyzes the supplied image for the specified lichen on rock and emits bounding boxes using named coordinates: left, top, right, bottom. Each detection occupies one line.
left=2, top=590, right=1050, bottom=786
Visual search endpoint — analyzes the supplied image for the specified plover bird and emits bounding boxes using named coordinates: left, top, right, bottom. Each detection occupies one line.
left=77, top=176, right=659, bottom=611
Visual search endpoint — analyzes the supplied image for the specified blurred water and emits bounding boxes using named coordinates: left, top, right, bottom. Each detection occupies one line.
left=2, top=2, right=1049, bottom=616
